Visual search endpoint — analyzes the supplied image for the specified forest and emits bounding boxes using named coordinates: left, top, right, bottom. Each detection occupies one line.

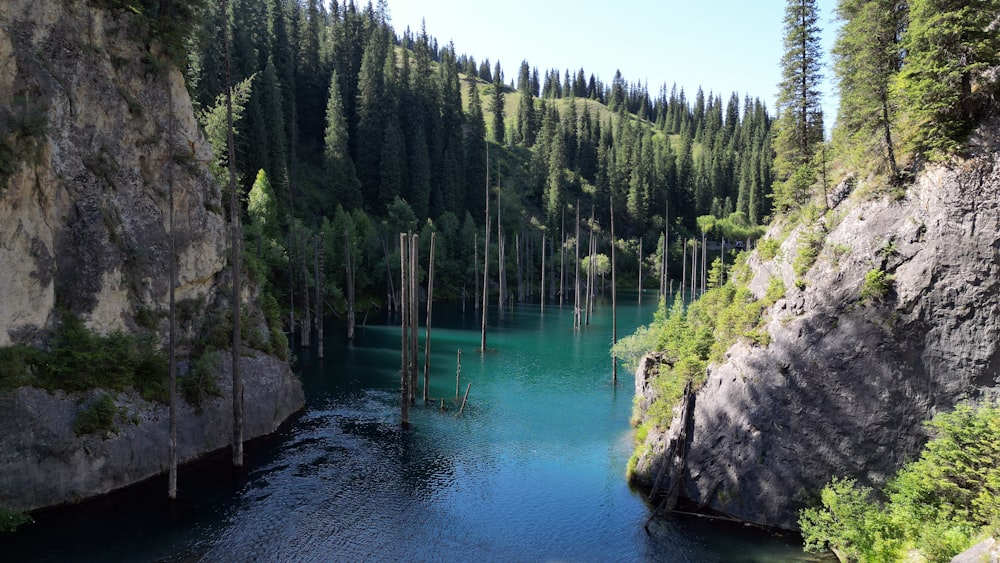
left=158, top=0, right=778, bottom=343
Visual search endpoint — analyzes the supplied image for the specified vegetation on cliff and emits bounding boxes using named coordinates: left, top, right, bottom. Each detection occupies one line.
left=800, top=403, right=1000, bottom=562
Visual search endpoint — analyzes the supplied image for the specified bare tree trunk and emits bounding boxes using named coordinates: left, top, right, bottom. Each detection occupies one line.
left=690, top=239, right=697, bottom=301
left=223, top=2, right=243, bottom=468
left=540, top=234, right=545, bottom=312
left=574, top=202, right=581, bottom=328
left=423, top=233, right=436, bottom=403
left=481, top=214, right=490, bottom=352
left=380, top=237, right=396, bottom=315
left=560, top=206, right=565, bottom=307
left=701, top=231, right=707, bottom=296
left=662, top=202, right=669, bottom=301
left=585, top=208, right=594, bottom=326
left=345, top=229, right=355, bottom=342
left=410, top=234, right=419, bottom=403
left=167, top=84, right=177, bottom=499
left=315, top=233, right=323, bottom=359
left=299, top=225, right=311, bottom=349
left=474, top=233, right=480, bottom=311
left=681, top=239, right=687, bottom=303
left=638, top=237, right=642, bottom=305
left=399, top=233, right=409, bottom=428
left=288, top=225, right=295, bottom=343
left=610, top=195, right=618, bottom=385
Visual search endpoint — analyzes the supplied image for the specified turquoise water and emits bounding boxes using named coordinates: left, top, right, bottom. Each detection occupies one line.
left=2, top=293, right=825, bottom=561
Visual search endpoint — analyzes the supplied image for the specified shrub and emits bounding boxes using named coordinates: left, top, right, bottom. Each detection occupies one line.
left=0, top=313, right=168, bottom=402
left=860, top=268, right=892, bottom=302
left=757, top=238, right=781, bottom=261
left=799, top=403, right=1000, bottom=561
left=72, top=393, right=119, bottom=438
left=180, top=351, right=222, bottom=411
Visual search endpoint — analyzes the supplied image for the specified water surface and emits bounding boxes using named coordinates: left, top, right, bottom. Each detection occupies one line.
left=3, top=293, right=825, bottom=562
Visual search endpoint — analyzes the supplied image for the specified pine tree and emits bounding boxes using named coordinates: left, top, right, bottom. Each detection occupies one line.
left=490, top=61, right=506, bottom=144
left=833, top=0, right=905, bottom=177
left=899, top=0, right=1000, bottom=157
left=465, top=77, right=488, bottom=215
left=324, top=70, right=362, bottom=211
left=773, top=0, right=825, bottom=211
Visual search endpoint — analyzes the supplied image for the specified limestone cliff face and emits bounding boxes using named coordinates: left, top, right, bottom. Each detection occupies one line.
left=0, top=0, right=224, bottom=344
left=633, top=149, right=1000, bottom=530
left=0, top=1, right=305, bottom=511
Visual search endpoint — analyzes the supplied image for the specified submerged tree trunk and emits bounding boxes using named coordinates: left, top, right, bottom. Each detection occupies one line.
left=299, top=225, right=311, bottom=349
left=345, top=229, right=356, bottom=342
left=610, top=196, right=618, bottom=384
left=399, top=233, right=409, bottom=428
left=223, top=1, right=243, bottom=468
left=410, top=234, right=419, bottom=403
left=574, top=202, right=581, bottom=329
left=423, top=233, right=436, bottom=403
left=638, top=237, right=642, bottom=305
left=540, top=234, right=545, bottom=312
left=167, top=85, right=177, bottom=499
left=315, top=233, right=323, bottom=359
left=474, top=233, right=480, bottom=311
left=560, top=206, right=565, bottom=307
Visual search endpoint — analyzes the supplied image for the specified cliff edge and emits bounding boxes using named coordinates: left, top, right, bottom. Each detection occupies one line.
left=0, top=0, right=304, bottom=511
left=633, top=147, right=1000, bottom=530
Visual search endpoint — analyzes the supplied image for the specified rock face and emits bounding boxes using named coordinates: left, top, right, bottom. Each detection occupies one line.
left=0, top=351, right=304, bottom=511
left=634, top=151, right=1000, bottom=530
left=0, top=1, right=305, bottom=510
left=0, top=0, right=224, bottom=344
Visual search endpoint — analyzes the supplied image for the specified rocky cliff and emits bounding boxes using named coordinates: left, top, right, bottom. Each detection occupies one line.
left=633, top=146, right=1000, bottom=530
left=0, top=0, right=304, bottom=511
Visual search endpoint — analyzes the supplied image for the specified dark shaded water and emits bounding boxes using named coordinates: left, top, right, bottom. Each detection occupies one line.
left=3, top=293, right=826, bottom=562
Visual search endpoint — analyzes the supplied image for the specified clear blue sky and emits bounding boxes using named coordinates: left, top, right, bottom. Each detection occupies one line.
left=386, top=0, right=839, bottom=130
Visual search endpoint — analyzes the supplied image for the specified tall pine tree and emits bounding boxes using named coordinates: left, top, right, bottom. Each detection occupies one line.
left=773, top=0, right=825, bottom=212
left=833, top=0, right=905, bottom=177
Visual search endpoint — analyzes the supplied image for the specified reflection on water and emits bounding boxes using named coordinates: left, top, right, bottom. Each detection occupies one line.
left=2, top=293, right=828, bottom=562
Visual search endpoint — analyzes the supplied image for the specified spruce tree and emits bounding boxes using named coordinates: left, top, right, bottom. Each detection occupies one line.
left=899, top=0, right=1000, bottom=157
left=490, top=61, right=506, bottom=144
left=833, top=0, right=905, bottom=176
left=774, top=0, right=825, bottom=211
left=324, top=70, right=362, bottom=211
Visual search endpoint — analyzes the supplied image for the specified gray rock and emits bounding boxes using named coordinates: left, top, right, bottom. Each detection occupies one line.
left=0, top=351, right=304, bottom=511
left=634, top=152, right=1000, bottom=530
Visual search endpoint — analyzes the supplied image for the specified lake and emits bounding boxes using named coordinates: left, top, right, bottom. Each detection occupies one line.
left=2, top=292, right=826, bottom=562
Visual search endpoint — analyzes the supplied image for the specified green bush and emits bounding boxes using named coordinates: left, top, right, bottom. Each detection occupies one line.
left=0, top=313, right=168, bottom=402
left=757, top=238, right=781, bottom=261
left=72, top=393, right=119, bottom=438
left=799, top=403, right=1000, bottom=561
left=860, top=268, right=892, bottom=302
left=180, top=351, right=222, bottom=411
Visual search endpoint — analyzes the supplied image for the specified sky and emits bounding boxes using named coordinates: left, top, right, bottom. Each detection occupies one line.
left=386, top=0, right=840, bottom=129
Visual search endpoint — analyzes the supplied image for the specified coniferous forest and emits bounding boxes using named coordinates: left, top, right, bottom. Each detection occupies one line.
left=177, top=0, right=776, bottom=328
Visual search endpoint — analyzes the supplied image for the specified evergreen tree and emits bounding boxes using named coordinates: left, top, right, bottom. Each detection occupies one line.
left=490, top=61, right=506, bottom=144
left=516, top=60, right=537, bottom=146
left=355, top=27, right=389, bottom=202
left=833, top=0, right=905, bottom=176
left=324, top=70, right=362, bottom=212
left=465, top=77, right=487, bottom=215
left=899, top=0, right=1000, bottom=157
left=773, top=0, right=825, bottom=211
